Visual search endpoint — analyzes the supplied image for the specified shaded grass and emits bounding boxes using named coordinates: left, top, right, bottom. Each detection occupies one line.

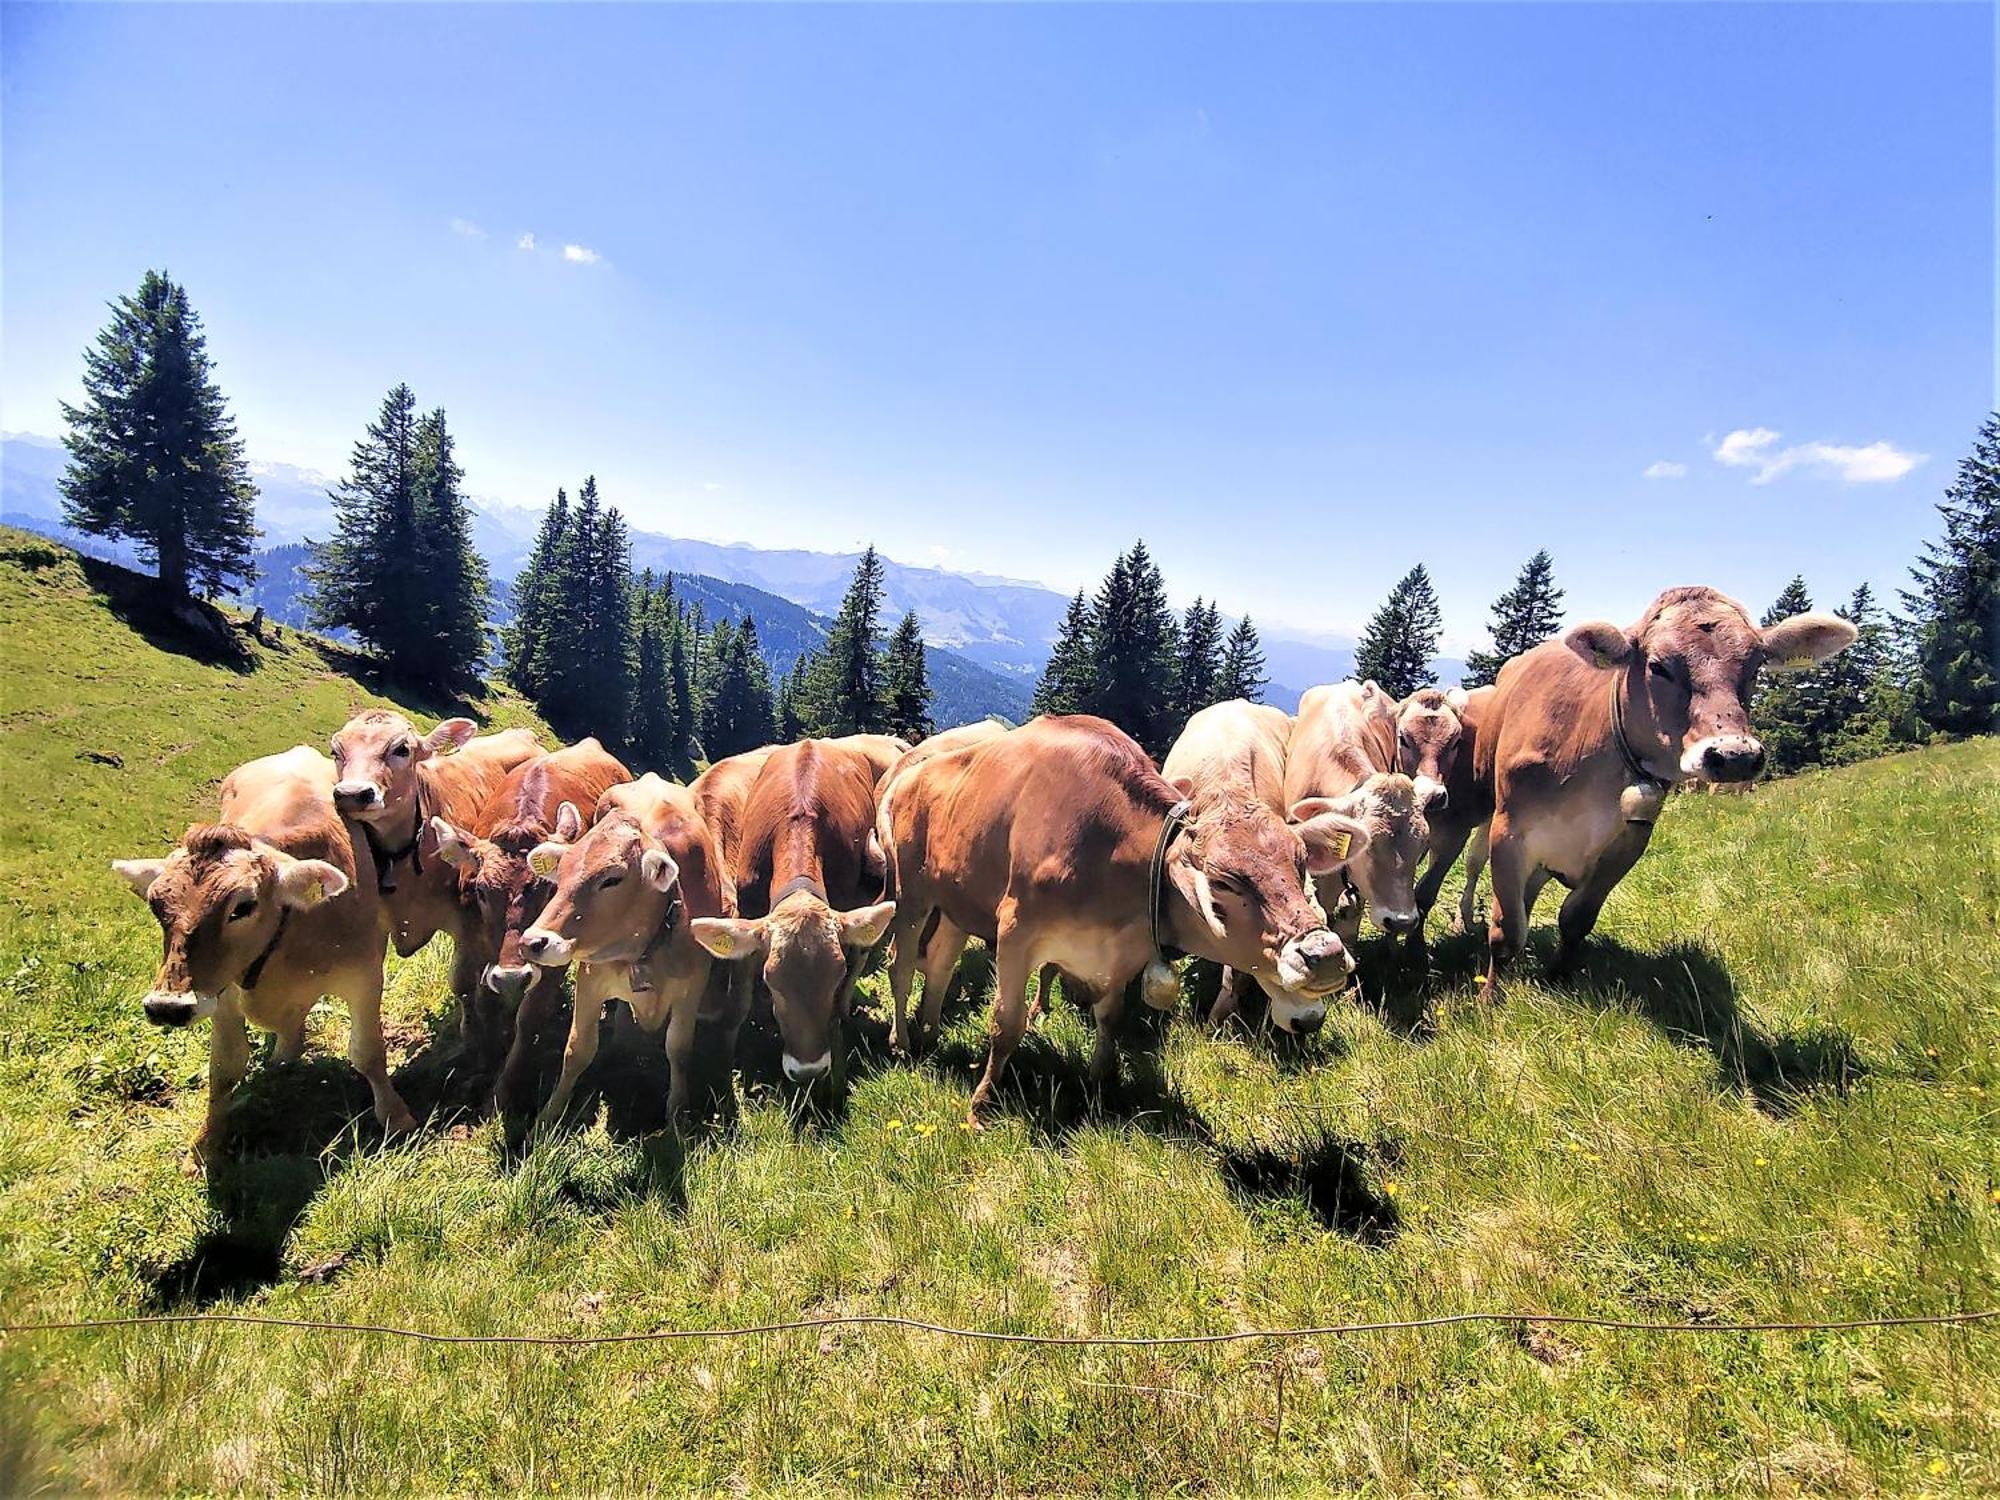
left=1, top=532, right=1997, bottom=1494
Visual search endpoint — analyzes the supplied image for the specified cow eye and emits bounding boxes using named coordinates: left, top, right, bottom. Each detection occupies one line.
left=228, top=896, right=258, bottom=922
left=1649, top=659, right=1675, bottom=682
left=390, top=742, right=413, bottom=759
left=600, top=873, right=624, bottom=889
left=329, top=738, right=342, bottom=761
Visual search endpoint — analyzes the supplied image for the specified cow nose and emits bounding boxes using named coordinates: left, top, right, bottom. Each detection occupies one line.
left=1296, top=928, right=1353, bottom=977
left=484, top=964, right=534, bottom=1002
left=143, top=993, right=197, bottom=1027
left=333, top=781, right=381, bottom=811
left=1377, top=909, right=1419, bottom=936
left=1287, top=1007, right=1327, bottom=1036
left=1701, top=737, right=1765, bottom=783
left=520, top=931, right=551, bottom=960
left=782, top=1052, right=832, bottom=1083
left=1414, top=776, right=1449, bottom=813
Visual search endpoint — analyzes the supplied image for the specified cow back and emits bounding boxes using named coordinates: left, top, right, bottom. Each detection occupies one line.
left=735, top=739, right=882, bottom=916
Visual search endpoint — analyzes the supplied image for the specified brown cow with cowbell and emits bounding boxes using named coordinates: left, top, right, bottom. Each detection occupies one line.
left=1473, top=586, right=1855, bottom=993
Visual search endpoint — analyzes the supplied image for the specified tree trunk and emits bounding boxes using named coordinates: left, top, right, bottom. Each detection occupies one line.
left=157, top=521, right=190, bottom=602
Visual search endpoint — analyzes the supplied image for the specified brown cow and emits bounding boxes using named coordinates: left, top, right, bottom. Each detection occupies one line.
left=112, top=745, right=412, bottom=1166
left=1394, top=686, right=1494, bottom=943
left=689, top=745, right=779, bottom=909
left=429, top=738, right=630, bottom=1111
left=1475, top=586, right=1854, bottom=990
left=1161, top=699, right=1371, bottom=1033
left=825, top=733, right=914, bottom=785
left=688, top=739, right=896, bottom=1087
left=883, top=715, right=1366, bottom=1121
left=1282, top=681, right=1433, bottom=940
left=515, top=774, right=736, bottom=1127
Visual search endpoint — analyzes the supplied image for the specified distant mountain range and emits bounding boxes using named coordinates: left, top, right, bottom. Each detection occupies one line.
left=1, top=433, right=1465, bottom=709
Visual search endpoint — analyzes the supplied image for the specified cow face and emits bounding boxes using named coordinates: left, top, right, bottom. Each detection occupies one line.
left=1165, top=790, right=1369, bottom=1031
left=329, top=710, right=475, bottom=825
left=431, top=801, right=583, bottom=1002
left=1308, top=774, right=1429, bottom=935
left=1394, top=689, right=1466, bottom=811
left=1564, top=587, right=1857, bottom=785
left=519, top=813, right=681, bottom=969
left=112, top=825, right=347, bottom=1026
left=690, top=893, right=896, bottom=1082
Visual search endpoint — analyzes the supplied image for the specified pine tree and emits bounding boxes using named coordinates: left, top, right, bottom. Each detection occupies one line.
left=775, top=656, right=807, bottom=742
left=409, top=408, right=490, bottom=685
left=1083, top=541, right=1180, bottom=755
left=1821, top=583, right=1916, bottom=765
left=1218, top=616, right=1268, bottom=702
left=1753, top=576, right=1827, bottom=775
left=1352, top=565, right=1443, bottom=698
left=1032, top=591, right=1097, bottom=717
left=698, top=615, right=737, bottom=742
left=503, top=489, right=570, bottom=701
left=663, top=587, right=698, bottom=774
left=1174, top=598, right=1225, bottom=720
left=1462, top=550, right=1563, bottom=688
left=805, top=546, right=890, bottom=734
left=306, top=384, right=429, bottom=674
left=60, top=270, right=259, bottom=601
left=576, top=480, right=634, bottom=747
left=883, top=611, right=935, bottom=741
left=703, top=616, right=777, bottom=759
left=628, top=571, right=674, bottom=772
left=1903, top=412, right=2000, bottom=737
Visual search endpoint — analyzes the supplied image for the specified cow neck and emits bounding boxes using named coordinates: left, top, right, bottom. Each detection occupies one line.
left=241, top=906, right=292, bottom=990
left=1148, top=798, right=1195, bottom=962
left=772, top=872, right=826, bottom=907
left=362, top=775, right=433, bottom=896
left=1610, top=667, right=1675, bottom=790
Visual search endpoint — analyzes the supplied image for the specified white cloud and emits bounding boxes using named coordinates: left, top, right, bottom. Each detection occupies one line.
left=450, top=217, right=486, bottom=239
left=516, top=232, right=537, bottom=251
left=561, top=243, right=602, bottom=265
left=1712, top=426, right=1923, bottom=485
left=1642, top=460, right=1688, bottom=480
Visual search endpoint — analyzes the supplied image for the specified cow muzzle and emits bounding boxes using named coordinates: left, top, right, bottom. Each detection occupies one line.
left=142, top=990, right=212, bottom=1027
left=484, top=964, right=535, bottom=1003
left=1268, top=989, right=1329, bottom=1035
left=1275, top=928, right=1354, bottom=994
left=1414, top=775, right=1449, bottom=813
left=782, top=1051, right=832, bottom=1083
left=1682, top=735, right=1765, bottom=784
left=1374, top=906, right=1420, bottom=936
left=519, top=928, right=574, bottom=967
left=332, top=780, right=385, bottom=816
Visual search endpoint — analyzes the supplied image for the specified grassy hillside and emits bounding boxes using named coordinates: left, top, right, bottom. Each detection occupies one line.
left=0, top=528, right=1995, bottom=1494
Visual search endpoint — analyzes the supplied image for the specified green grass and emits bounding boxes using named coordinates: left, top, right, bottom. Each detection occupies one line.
left=2, top=527, right=1996, bottom=1495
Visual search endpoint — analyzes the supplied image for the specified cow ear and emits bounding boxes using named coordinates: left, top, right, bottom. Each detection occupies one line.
left=113, top=858, right=167, bottom=899
left=273, top=855, right=349, bottom=909
left=526, top=842, right=567, bottom=880
left=838, top=901, right=896, bottom=950
left=1761, top=612, right=1858, bottom=671
left=1168, top=776, right=1196, bottom=802
left=554, top=801, right=584, bottom=842
left=1445, top=687, right=1470, bottom=714
left=1288, top=799, right=1372, bottom=874
left=424, top=717, right=477, bottom=756
left=1563, top=621, right=1634, bottom=669
left=640, top=847, right=680, bottom=893
left=430, top=816, right=477, bottom=869
left=689, top=916, right=768, bottom=962
left=1166, top=856, right=1229, bottom=943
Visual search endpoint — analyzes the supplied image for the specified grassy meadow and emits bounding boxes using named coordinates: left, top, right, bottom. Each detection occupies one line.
left=0, top=526, right=1996, bottom=1495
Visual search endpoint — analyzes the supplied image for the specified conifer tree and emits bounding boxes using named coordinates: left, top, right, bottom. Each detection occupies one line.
left=410, top=408, right=490, bottom=684
left=1174, top=598, right=1225, bottom=719
left=628, top=571, right=674, bottom=772
left=504, top=489, right=570, bottom=701
left=307, top=384, right=429, bottom=673
left=1032, top=591, right=1097, bottom=717
left=1462, top=550, right=1563, bottom=688
left=805, top=546, right=891, bottom=734
left=575, top=479, right=635, bottom=746
left=1903, top=412, right=2000, bottom=737
left=663, top=588, right=698, bottom=773
left=1753, top=576, right=1827, bottom=775
left=1352, top=564, right=1443, bottom=698
left=703, top=616, right=777, bottom=759
left=60, top=270, right=259, bottom=601
left=775, top=657, right=807, bottom=742
left=1822, top=583, right=1916, bottom=764
left=698, top=615, right=737, bottom=740
left=1083, top=541, right=1180, bottom=755
left=883, top=611, right=935, bottom=741
left=1218, top=615, right=1269, bottom=703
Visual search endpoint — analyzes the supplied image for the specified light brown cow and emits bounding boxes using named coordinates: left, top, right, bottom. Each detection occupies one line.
left=1282, top=681, right=1433, bottom=940
left=429, top=738, right=631, bottom=1111
left=1402, top=685, right=1495, bottom=941
left=112, top=745, right=411, bottom=1166
left=689, top=745, right=779, bottom=909
left=825, top=733, right=914, bottom=785
left=1475, top=586, right=1854, bottom=991
left=688, top=739, right=896, bottom=1088
left=883, top=715, right=1365, bottom=1121
left=515, top=774, right=736, bottom=1127
left=1161, top=699, right=1371, bottom=1033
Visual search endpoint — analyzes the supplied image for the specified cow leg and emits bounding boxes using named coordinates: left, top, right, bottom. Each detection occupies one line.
left=914, top=919, right=970, bottom=1055
left=661, top=987, right=705, bottom=1129
left=1412, top=819, right=1474, bottom=945
left=885, top=909, right=925, bottom=1055
left=967, top=924, right=1033, bottom=1123
left=495, top=971, right=563, bottom=1117
left=271, top=1011, right=308, bottom=1066
left=1483, top=820, right=1531, bottom=997
left=1208, top=966, right=1255, bottom=1031
left=1554, top=822, right=1654, bottom=975
left=538, top=965, right=607, bottom=1129
left=1522, top=868, right=1554, bottom=926
left=188, top=995, right=252, bottom=1173
left=1454, top=824, right=1491, bottom=936
left=1084, top=984, right=1124, bottom=1086
left=345, top=964, right=417, bottom=1134
left=451, top=942, right=492, bottom=1057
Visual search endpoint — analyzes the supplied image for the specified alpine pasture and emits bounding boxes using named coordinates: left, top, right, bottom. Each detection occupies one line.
left=0, top=527, right=1995, bottom=1495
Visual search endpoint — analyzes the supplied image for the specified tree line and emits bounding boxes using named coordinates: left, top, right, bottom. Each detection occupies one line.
left=53, top=269, right=2000, bottom=777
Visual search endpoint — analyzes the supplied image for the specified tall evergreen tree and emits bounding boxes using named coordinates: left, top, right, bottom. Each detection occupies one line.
left=576, top=480, right=635, bottom=747
left=1462, top=550, right=1564, bottom=688
left=663, top=587, right=698, bottom=774
left=698, top=615, right=738, bottom=742
left=1903, top=412, right=2000, bottom=737
left=1753, top=576, right=1828, bottom=776
left=409, top=408, right=490, bottom=685
left=60, top=270, right=259, bottom=601
left=1083, top=541, right=1180, bottom=755
left=1822, top=583, right=1916, bottom=765
left=805, top=546, right=891, bottom=734
left=703, top=616, right=777, bottom=759
left=883, top=611, right=935, bottom=741
left=627, top=571, right=674, bottom=772
left=306, top=384, right=429, bottom=674
left=1218, top=615, right=1269, bottom=703
left=1174, top=598, right=1225, bottom=720
left=1032, top=590, right=1097, bottom=718
left=775, top=656, right=808, bottom=742
left=1352, top=564, right=1443, bottom=698
left=504, top=489, right=570, bottom=701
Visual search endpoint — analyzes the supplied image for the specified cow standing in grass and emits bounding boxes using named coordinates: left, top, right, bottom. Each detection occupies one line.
left=429, top=738, right=631, bottom=1112
left=517, top=773, right=736, bottom=1128
left=112, top=745, right=412, bottom=1168
left=1476, top=586, right=1855, bottom=992
left=690, top=745, right=778, bottom=912
left=1394, top=686, right=1494, bottom=945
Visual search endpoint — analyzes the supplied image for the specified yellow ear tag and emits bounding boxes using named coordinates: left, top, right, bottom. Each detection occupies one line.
left=1785, top=655, right=1817, bottom=669
left=304, top=877, right=325, bottom=904
left=1593, top=649, right=1619, bottom=669
left=528, top=849, right=561, bottom=878
left=710, top=931, right=734, bottom=956
left=1327, top=830, right=1352, bottom=862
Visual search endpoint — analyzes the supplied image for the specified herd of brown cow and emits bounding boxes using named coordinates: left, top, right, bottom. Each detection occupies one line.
left=112, top=585, right=1857, bottom=1166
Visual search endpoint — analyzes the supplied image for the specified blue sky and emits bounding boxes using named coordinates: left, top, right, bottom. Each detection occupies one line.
left=2, top=3, right=1990, bottom=646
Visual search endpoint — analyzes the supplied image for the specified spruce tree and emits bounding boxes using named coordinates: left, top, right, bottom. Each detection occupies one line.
left=410, top=408, right=490, bottom=685
left=1032, top=590, right=1097, bottom=717
left=883, top=611, right=935, bottom=741
left=703, top=616, right=777, bottom=759
left=775, top=657, right=807, bottom=742
left=60, top=270, right=259, bottom=601
left=806, top=546, right=890, bottom=734
left=1083, top=541, right=1180, bottom=755
left=1462, top=550, right=1564, bottom=688
left=1218, top=615, right=1269, bottom=702
left=1753, top=576, right=1827, bottom=775
left=1822, top=583, right=1916, bottom=765
left=1903, top=412, right=2000, bottom=737
left=1352, top=565, right=1443, bottom=698
left=1174, top=598, right=1225, bottom=720
left=307, top=384, right=429, bottom=674
left=576, top=480, right=635, bottom=747
left=504, top=489, right=570, bottom=701
left=664, top=589, right=698, bottom=773
left=698, top=615, right=737, bottom=742
left=628, top=571, right=674, bottom=772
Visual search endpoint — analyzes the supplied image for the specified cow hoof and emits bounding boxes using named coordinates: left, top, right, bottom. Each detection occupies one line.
left=179, top=1149, right=207, bottom=1179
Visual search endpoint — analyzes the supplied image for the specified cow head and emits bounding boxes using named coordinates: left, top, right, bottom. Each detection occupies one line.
left=329, top=710, right=475, bottom=825
left=1163, top=784, right=1370, bottom=1033
left=1393, top=688, right=1467, bottom=811
left=1563, top=587, right=1856, bottom=785
left=690, top=891, right=896, bottom=1083
left=518, top=811, right=682, bottom=969
left=430, top=800, right=584, bottom=1003
left=1302, top=773, right=1430, bottom=937
left=112, top=824, right=347, bottom=1026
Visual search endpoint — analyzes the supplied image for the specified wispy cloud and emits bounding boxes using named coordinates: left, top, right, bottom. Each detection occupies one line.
left=516, top=232, right=537, bottom=252
left=1642, top=460, right=1688, bottom=480
left=450, top=217, right=486, bottom=240
left=561, top=243, right=602, bottom=266
left=1712, top=427, right=1923, bottom=485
